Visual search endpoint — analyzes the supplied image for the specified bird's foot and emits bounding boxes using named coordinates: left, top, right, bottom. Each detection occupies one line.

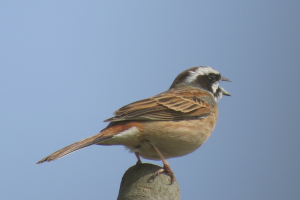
left=154, top=164, right=175, bottom=184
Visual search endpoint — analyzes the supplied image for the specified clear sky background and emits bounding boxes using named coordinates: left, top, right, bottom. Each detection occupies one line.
left=1, top=1, right=299, bottom=200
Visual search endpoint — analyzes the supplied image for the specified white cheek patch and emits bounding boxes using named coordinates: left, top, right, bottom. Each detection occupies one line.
left=211, top=81, right=219, bottom=93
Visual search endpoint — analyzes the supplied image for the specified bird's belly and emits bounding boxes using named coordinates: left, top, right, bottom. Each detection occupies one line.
left=136, top=118, right=216, bottom=160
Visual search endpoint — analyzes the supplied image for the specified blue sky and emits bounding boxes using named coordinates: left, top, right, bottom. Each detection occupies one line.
left=1, top=1, right=300, bottom=199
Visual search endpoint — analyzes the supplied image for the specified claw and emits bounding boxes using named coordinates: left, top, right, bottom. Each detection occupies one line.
left=154, top=165, right=175, bottom=184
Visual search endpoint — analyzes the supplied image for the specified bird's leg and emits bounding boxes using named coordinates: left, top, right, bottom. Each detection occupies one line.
left=152, top=144, right=175, bottom=184
left=135, top=152, right=142, bottom=165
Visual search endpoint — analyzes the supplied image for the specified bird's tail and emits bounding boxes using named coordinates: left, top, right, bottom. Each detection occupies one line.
left=36, top=134, right=111, bottom=164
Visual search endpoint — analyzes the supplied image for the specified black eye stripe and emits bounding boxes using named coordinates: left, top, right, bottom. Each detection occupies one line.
left=208, top=73, right=221, bottom=82
left=208, top=74, right=216, bottom=80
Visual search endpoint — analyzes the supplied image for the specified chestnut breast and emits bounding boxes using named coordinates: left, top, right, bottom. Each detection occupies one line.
left=136, top=108, right=218, bottom=160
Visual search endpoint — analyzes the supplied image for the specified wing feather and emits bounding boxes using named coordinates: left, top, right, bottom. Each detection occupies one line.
left=105, top=87, right=215, bottom=122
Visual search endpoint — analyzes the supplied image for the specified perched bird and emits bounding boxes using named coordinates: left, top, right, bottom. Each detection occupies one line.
left=37, top=66, right=231, bottom=183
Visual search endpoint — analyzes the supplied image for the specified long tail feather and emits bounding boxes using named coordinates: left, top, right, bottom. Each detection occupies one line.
left=36, top=134, right=111, bottom=164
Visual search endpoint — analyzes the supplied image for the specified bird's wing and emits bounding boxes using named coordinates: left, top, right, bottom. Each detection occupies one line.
left=104, top=87, right=215, bottom=122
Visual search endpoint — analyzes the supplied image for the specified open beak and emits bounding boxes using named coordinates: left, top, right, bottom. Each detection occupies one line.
left=220, top=87, right=231, bottom=96
left=220, top=76, right=231, bottom=96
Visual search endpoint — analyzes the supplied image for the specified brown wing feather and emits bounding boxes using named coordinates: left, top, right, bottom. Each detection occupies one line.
left=113, top=98, right=158, bottom=116
left=105, top=86, right=215, bottom=122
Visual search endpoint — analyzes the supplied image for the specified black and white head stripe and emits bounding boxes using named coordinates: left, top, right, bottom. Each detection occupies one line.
left=186, top=67, right=222, bottom=101
left=185, top=66, right=220, bottom=83
left=169, top=66, right=230, bottom=102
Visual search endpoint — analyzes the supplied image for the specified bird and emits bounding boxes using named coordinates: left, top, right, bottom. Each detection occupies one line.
left=37, top=66, right=231, bottom=183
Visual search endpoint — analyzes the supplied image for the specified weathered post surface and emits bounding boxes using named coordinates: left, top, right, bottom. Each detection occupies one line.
left=117, top=163, right=180, bottom=200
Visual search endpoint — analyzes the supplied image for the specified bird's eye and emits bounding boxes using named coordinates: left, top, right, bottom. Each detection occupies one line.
left=208, top=74, right=217, bottom=82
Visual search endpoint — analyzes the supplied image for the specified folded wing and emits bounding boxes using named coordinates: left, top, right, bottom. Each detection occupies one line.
left=105, top=87, right=214, bottom=122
